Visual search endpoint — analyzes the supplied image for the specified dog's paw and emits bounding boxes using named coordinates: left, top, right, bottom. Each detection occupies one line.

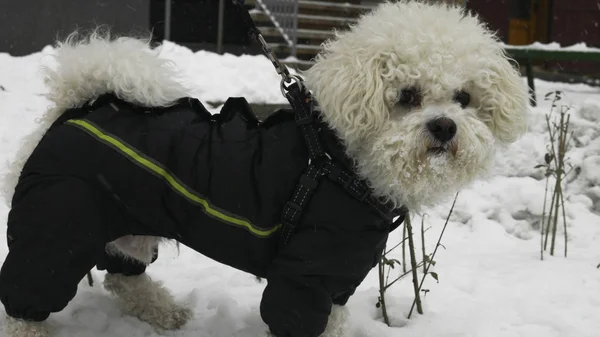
left=4, top=317, right=53, bottom=337
left=152, top=304, right=193, bottom=330
left=320, top=305, right=349, bottom=337
left=104, top=273, right=193, bottom=330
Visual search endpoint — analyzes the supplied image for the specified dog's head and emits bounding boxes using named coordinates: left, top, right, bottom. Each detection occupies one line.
left=304, top=0, right=528, bottom=210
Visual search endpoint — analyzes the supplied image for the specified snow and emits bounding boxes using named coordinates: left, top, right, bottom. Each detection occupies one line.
left=1, top=43, right=600, bottom=337
left=158, top=41, right=294, bottom=106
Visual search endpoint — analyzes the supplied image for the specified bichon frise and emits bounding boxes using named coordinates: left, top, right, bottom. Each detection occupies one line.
left=0, top=1, right=528, bottom=337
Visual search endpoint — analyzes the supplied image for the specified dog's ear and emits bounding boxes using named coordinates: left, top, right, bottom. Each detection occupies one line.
left=303, top=41, right=390, bottom=145
left=475, top=51, right=529, bottom=144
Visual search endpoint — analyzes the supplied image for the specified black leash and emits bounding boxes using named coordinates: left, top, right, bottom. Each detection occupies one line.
left=231, top=0, right=299, bottom=94
left=231, top=0, right=407, bottom=246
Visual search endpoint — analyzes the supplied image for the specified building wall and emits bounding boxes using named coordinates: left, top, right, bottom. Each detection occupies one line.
left=466, top=0, right=600, bottom=48
left=548, top=0, right=600, bottom=75
left=0, top=0, right=150, bottom=56
left=551, top=0, right=600, bottom=47
left=149, top=0, right=258, bottom=55
left=466, top=0, right=600, bottom=75
left=466, top=0, right=511, bottom=43
left=0, top=0, right=258, bottom=57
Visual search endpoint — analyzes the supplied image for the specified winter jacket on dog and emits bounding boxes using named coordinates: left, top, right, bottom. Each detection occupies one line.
left=0, top=93, right=404, bottom=337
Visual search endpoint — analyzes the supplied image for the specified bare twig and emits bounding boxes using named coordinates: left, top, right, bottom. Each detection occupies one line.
left=406, top=215, right=423, bottom=316
left=560, top=190, right=568, bottom=257
left=384, top=261, right=425, bottom=291
left=541, top=175, right=550, bottom=261
left=384, top=226, right=431, bottom=256
left=421, top=215, right=427, bottom=274
left=544, top=188, right=557, bottom=250
left=378, top=257, right=390, bottom=326
left=408, top=192, right=458, bottom=319
left=402, top=221, right=407, bottom=273
left=540, top=91, right=572, bottom=258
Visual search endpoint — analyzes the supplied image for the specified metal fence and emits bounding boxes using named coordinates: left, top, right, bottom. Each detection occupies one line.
left=255, top=0, right=299, bottom=57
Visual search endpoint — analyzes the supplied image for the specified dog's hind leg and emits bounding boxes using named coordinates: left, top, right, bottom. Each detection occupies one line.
left=103, top=273, right=193, bottom=330
left=99, top=252, right=192, bottom=330
left=0, top=178, right=119, bottom=337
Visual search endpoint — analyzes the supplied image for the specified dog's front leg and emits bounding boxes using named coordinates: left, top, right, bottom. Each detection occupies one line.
left=319, top=305, right=349, bottom=337
left=262, top=305, right=349, bottom=337
left=103, top=273, right=193, bottom=330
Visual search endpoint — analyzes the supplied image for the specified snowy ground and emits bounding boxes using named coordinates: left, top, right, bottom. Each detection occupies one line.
left=0, top=42, right=599, bottom=337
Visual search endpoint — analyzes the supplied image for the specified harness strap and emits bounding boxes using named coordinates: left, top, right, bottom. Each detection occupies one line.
left=284, top=84, right=400, bottom=220
left=229, top=0, right=408, bottom=246
left=279, top=83, right=326, bottom=245
left=279, top=163, right=325, bottom=246
left=279, top=84, right=408, bottom=246
left=321, top=161, right=399, bottom=219
left=284, top=83, right=326, bottom=161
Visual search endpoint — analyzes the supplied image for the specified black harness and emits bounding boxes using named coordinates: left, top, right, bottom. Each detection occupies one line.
left=232, top=0, right=408, bottom=246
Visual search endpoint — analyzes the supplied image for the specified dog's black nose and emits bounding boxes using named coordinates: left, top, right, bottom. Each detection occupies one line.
left=427, top=117, right=457, bottom=143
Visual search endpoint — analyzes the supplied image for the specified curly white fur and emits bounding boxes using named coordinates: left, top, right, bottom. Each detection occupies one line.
left=3, top=317, right=52, bottom=337
left=105, top=235, right=160, bottom=265
left=319, top=305, right=349, bottom=337
left=0, top=30, right=191, bottom=263
left=304, top=0, right=529, bottom=211
left=262, top=305, right=348, bottom=337
left=103, top=273, right=193, bottom=330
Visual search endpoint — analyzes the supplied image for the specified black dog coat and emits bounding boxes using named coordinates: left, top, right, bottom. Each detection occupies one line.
left=0, top=93, right=405, bottom=337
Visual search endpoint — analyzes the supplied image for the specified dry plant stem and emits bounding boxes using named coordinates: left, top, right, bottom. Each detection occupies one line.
left=385, top=258, right=392, bottom=286
left=378, top=254, right=427, bottom=326
left=559, top=113, right=571, bottom=258
left=403, top=224, right=407, bottom=271
left=405, top=215, right=423, bottom=316
left=544, top=189, right=557, bottom=250
left=550, top=190, right=560, bottom=256
left=544, top=113, right=557, bottom=250
left=560, top=190, right=568, bottom=257
left=384, top=226, right=431, bottom=255
left=408, top=192, right=458, bottom=319
left=378, top=258, right=390, bottom=326
left=384, top=262, right=425, bottom=291
left=378, top=261, right=427, bottom=326
left=541, top=94, right=571, bottom=257
left=384, top=226, right=431, bottom=256
left=377, top=215, right=432, bottom=324
left=550, top=113, right=564, bottom=254
left=541, top=176, right=550, bottom=261
left=421, top=215, right=426, bottom=274
left=550, top=111, right=569, bottom=256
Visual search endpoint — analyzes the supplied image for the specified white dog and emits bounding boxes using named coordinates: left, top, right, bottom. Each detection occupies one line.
left=1, top=1, right=527, bottom=337
left=305, top=1, right=527, bottom=211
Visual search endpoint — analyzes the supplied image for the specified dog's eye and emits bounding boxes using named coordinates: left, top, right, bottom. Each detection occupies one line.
left=398, top=88, right=420, bottom=107
left=454, top=90, right=471, bottom=108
